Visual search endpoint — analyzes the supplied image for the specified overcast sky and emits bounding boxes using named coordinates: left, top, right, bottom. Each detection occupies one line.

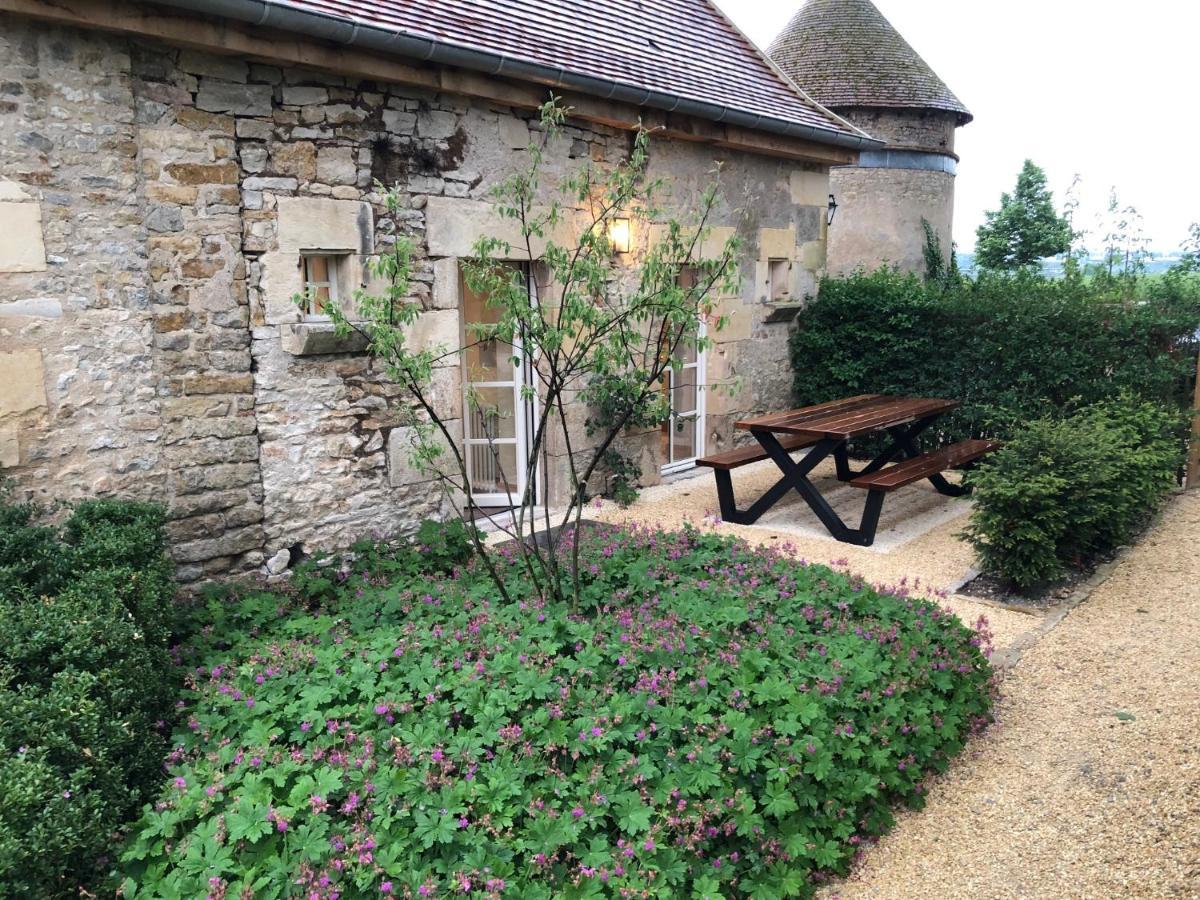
left=718, top=0, right=1200, bottom=254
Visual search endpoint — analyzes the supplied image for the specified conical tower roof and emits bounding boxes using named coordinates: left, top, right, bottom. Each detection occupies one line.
left=769, top=0, right=971, bottom=124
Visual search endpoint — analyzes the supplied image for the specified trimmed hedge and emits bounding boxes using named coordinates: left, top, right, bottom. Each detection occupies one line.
left=963, top=397, right=1184, bottom=588
left=788, top=269, right=1200, bottom=447
left=0, top=497, right=178, bottom=898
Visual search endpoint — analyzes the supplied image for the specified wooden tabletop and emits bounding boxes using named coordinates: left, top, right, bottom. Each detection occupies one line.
left=736, top=394, right=960, bottom=440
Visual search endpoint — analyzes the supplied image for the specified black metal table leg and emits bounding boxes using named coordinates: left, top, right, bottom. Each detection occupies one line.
left=833, top=443, right=853, bottom=481
left=713, top=468, right=797, bottom=525
left=928, top=472, right=970, bottom=497
left=859, top=416, right=971, bottom=497
left=751, top=433, right=889, bottom=545
left=855, top=414, right=941, bottom=476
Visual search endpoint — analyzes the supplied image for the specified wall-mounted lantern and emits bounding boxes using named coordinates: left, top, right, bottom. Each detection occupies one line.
left=827, top=194, right=839, bottom=227
left=607, top=217, right=632, bottom=254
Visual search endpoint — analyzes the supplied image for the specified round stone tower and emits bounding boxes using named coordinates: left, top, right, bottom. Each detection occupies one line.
left=769, top=0, right=971, bottom=276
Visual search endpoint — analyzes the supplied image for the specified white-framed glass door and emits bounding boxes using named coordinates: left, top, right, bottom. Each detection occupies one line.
left=461, top=263, right=538, bottom=508
left=660, top=322, right=706, bottom=473
left=661, top=269, right=706, bottom=475
left=662, top=266, right=705, bottom=472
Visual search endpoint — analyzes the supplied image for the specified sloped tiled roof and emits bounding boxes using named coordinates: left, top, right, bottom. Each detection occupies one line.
left=768, top=0, right=971, bottom=124
left=253, top=0, right=871, bottom=144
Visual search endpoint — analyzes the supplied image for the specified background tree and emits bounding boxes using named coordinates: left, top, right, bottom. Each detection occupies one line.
left=1173, top=221, right=1200, bottom=274
left=975, top=160, right=1074, bottom=270
left=1096, top=187, right=1151, bottom=282
left=313, top=98, right=738, bottom=607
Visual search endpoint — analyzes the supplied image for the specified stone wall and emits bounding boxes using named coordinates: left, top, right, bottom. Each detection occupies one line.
left=0, top=24, right=165, bottom=510
left=825, top=107, right=960, bottom=276
left=0, top=14, right=833, bottom=578
left=827, top=166, right=955, bottom=277
left=131, top=42, right=266, bottom=578
left=835, top=106, right=958, bottom=155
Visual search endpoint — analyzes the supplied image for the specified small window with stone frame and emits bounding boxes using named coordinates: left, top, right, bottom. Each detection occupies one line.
left=767, top=258, right=793, bottom=303
left=299, top=252, right=348, bottom=320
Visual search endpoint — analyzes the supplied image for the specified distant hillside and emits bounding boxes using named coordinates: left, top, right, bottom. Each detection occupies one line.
left=955, top=252, right=1184, bottom=278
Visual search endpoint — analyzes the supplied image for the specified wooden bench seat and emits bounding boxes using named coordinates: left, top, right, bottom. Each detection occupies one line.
left=696, top=433, right=819, bottom=471
left=848, top=439, right=1000, bottom=492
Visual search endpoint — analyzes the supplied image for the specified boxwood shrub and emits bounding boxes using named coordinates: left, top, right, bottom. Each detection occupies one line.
left=0, top=496, right=177, bottom=898
left=963, top=397, right=1185, bottom=588
left=121, top=525, right=994, bottom=899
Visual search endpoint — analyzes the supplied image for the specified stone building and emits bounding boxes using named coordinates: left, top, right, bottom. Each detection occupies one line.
left=0, top=0, right=880, bottom=579
left=769, top=0, right=972, bottom=275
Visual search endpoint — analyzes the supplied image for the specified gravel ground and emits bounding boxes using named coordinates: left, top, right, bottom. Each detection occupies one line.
left=818, top=490, right=1200, bottom=899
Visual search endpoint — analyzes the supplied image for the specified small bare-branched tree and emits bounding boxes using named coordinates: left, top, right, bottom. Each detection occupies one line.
left=311, top=98, right=739, bottom=606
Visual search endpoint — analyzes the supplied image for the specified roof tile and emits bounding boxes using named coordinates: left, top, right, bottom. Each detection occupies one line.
left=271, top=0, right=865, bottom=139
left=768, top=0, right=971, bottom=124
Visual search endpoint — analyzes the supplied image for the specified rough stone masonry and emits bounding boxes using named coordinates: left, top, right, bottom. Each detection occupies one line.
left=0, top=17, right=834, bottom=580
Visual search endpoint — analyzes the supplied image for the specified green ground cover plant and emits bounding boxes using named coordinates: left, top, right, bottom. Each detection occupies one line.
left=963, top=397, right=1185, bottom=588
left=0, top=495, right=178, bottom=898
left=120, top=525, right=994, bottom=899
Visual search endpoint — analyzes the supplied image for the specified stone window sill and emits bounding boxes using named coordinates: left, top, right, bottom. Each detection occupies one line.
left=761, top=301, right=805, bottom=324
left=280, top=322, right=369, bottom=356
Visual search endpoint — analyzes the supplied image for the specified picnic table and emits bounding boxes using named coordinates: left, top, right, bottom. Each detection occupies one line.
left=697, top=394, right=998, bottom=546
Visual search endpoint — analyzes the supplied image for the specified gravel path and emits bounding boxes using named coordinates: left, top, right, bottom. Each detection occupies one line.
left=820, top=490, right=1200, bottom=899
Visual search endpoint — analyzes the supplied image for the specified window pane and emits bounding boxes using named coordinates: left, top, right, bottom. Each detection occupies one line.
left=672, top=376, right=697, bottom=416
left=672, top=416, right=696, bottom=461
left=462, top=263, right=523, bottom=382
left=466, top=339, right=509, bottom=383
left=678, top=339, right=698, bottom=365
left=659, top=322, right=698, bottom=366
left=468, top=442, right=519, bottom=496
left=310, top=284, right=331, bottom=316
left=306, top=255, right=330, bottom=282
left=467, top=386, right=517, bottom=440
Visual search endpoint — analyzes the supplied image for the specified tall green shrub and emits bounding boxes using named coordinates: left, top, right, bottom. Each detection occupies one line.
left=0, top=496, right=177, bottom=898
left=789, top=268, right=1200, bottom=446
left=962, top=398, right=1184, bottom=588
